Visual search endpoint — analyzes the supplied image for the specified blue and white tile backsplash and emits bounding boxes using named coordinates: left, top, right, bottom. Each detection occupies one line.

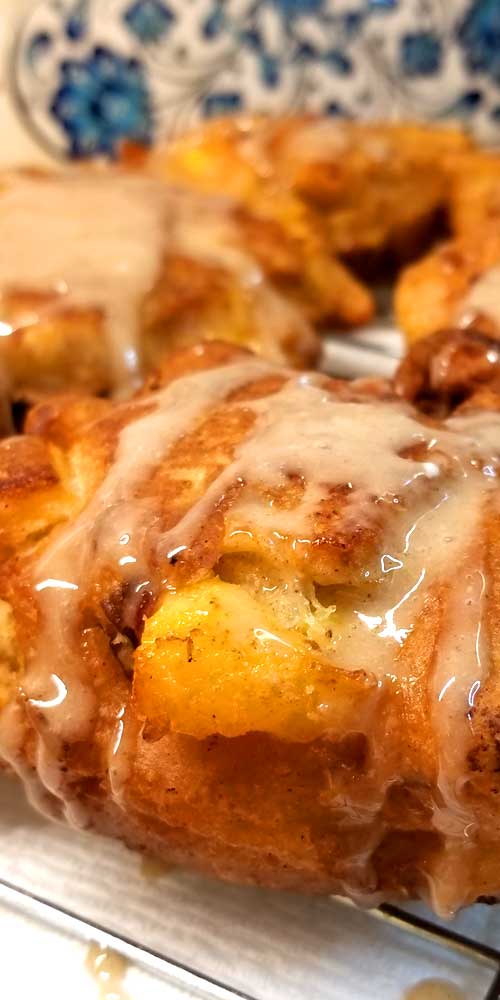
left=6, top=0, right=500, bottom=159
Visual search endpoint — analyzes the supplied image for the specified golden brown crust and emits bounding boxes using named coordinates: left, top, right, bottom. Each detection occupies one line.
left=395, top=226, right=500, bottom=344
left=394, top=328, right=500, bottom=415
left=0, top=340, right=499, bottom=914
left=0, top=250, right=320, bottom=400
left=147, top=121, right=376, bottom=331
left=0, top=118, right=478, bottom=401
left=146, top=116, right=470, bottom=259
left=448, top=150, right=500, bottom=236
left=143, top=116, right=472, bottom=339
left=395, top=151, right=500, bottom=348
left=0, top=169, right=322, bottom=401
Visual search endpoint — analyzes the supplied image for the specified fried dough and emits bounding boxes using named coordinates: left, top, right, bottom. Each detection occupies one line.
left=144, top=116, right=470, bottom=267
left=0, top=167, right=320, bottom=401
left=0, top=341, right=499, bottom=915
left=449, top=151, right=500, bottom=235
left=395, top=226, right=500, bottom=344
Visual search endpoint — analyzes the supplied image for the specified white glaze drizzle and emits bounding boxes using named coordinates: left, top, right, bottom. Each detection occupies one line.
left=0, top=170, right=310, bottom=394
left=428, top=560, right=487, bottom=914
left=30, top=362, right=500, bottom=711
left=237, top=118, right=394, bottom=183
left=329, top=481, right=484, bottom=679
left=29, top=358, right=272, bottom=745
left=166, top=187, right=313, bottom=363
left=239, top=118, right=348, bottom=176
left=459, top=265, right=500, bottom=331
left=1, top=356, right=499, bottom=911
left=0, top=357, right=271, bottom=823
left=0, top=171, right=172, bottom=392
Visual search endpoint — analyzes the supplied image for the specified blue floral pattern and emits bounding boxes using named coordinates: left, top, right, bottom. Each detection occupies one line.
left=124, top=1, right=175, bottom=44
left=10, top=0, right=500, bottom=157
left=51, top=47, right=152, bottom=157
left=457, top=0, right=500, bottom=80
left=400, top=32, right=442, bottom=77
left=64, top=0, right=89, bottom=41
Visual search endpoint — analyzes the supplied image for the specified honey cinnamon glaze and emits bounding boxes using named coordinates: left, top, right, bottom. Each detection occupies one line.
left=0, top=170, right=311, bottom=397
left=459, top=265, right=500, bottom=334
left=0, top=347, right=499, bottom=914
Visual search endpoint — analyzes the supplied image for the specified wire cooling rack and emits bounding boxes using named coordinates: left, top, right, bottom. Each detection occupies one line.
left=1, top=873, right=500, bottom=999
left=375, top=906, right=500, bottom=1000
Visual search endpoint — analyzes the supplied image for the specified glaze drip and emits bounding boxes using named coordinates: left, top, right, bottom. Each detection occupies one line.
left=0, top=171, right=171, bottom=392
left=459, top=265, right=500, bottom=332
left=0, top=354, right=499, bottom=912
left=0, top=170, right=311, bottom=395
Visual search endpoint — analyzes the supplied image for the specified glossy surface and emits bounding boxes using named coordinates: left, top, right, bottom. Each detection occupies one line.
left=0, top=349, right=499, bottom=912
left=0, top=169, right=316, bottom=397
left=404, top=980, right=466, bottom=1000
left=0, top=170, right=170, bottom=393
left=86, top=943, right=131, bottom=1000
left=460, top=265, right=500, bottom=332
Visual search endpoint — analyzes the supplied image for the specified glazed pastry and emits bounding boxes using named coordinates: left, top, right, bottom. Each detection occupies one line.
left=394, top=328, right=500, bottom=415
left=144, top=115, right=471, bottom=266
left=0, top=167, right=320, bottom=400
left=395, top=226, right=500, bottom=344
left=448, top=151, right=500, bottom=236
left=0, top=340, right=499, bottom=917
left=395, top=152, right=500, bottom=346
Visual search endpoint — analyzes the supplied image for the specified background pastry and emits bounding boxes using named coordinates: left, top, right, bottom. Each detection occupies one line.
left=395, top=151, right=500, bottom=346
left=395, top=328, right=500, bottom=415
left=0, top=119, right=478, bottom=402
left=144, top=116, right=471, bottom=270
left=0, top=166, right=321, bottom=401
left=448, top=151, right=500, bottom=236
left=394, top=225, right=500, bottom=344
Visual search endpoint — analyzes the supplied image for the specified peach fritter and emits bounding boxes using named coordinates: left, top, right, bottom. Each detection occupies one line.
left=143, top=115, right=471, bottom=279
left=0, top=341, right=499, bottom=916
left=0, top=166, right=320, bottom=402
